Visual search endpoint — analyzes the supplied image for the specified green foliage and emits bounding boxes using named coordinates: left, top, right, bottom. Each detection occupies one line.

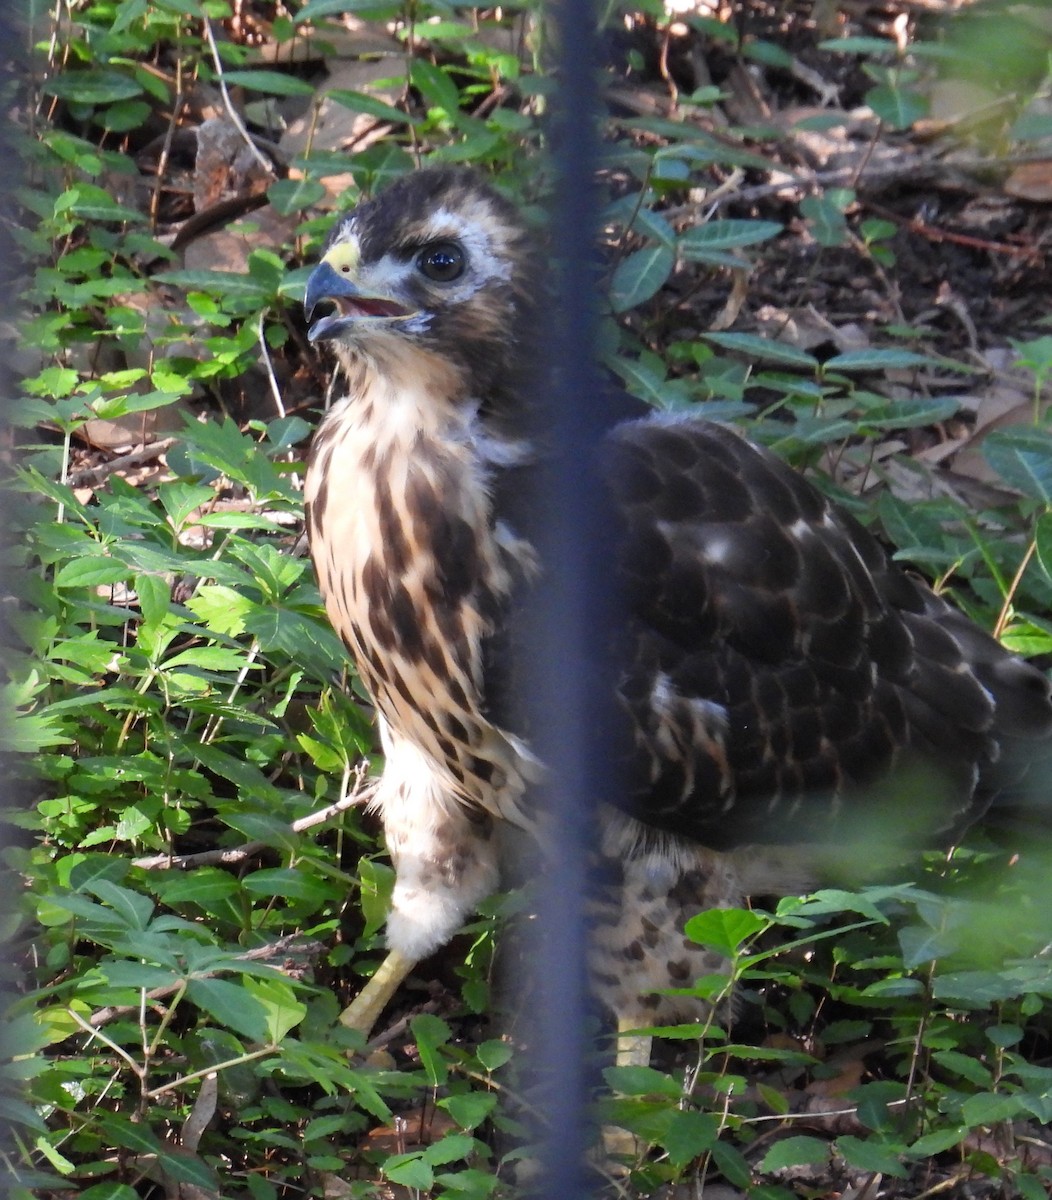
left=8, top=0, right=1052, bottom=1196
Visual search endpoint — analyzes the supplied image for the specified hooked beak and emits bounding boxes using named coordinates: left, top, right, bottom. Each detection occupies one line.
left=304, top=260, right=412, bottom=342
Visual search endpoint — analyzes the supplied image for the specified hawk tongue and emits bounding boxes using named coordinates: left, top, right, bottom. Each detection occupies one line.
left=341, top=296, right=407, bottom=319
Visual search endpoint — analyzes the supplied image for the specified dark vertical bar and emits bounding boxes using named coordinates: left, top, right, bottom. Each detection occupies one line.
left=523, top=0, right=608, bottom=1191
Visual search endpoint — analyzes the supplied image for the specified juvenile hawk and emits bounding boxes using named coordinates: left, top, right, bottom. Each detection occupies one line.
left=302, top=167, right=1052, bottom=1043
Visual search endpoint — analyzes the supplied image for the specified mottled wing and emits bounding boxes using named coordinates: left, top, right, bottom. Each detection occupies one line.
left=606, top=418, right=1049, bottom=850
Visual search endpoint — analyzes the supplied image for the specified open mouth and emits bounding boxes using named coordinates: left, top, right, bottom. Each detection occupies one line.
left=308, top=295, right=412, bottom=342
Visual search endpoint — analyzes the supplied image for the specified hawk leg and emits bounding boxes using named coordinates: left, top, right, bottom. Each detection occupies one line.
left=339, top=947, right=416, bottom=1036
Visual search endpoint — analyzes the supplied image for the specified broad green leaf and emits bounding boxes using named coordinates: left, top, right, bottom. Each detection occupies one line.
left=242, top=868, right=335, bottom=904
left=983, top=428, right=1052, bottom=503
left=608, top=245, right=675, bottom=313
left=603, top=1064, right=682, bottom=1097
left=908, top=1127, right=968, bottom=1157
left=78, top=1180, right=138, bottom=1200
left=53, top=556, right=129, bottom=589
left=186, top=978, right=270, bottom=1042
left=155, top=868, right=240, bottom=906
left=43, top=70, right=143, bottom=105
left=267, top=178, right=327, bottom=215
left=68, top=856, right=130, bottom=891
left=475, top=1039, right=514, bottom=1071
left=661, top=1109, right=719, bottom=1167
left=384, top=1154, right=433, bottom=1189
left=439, top=1092, right=497, bottom=1130
left=95, top=1113, right=165, bottom=1156
left=83, top=880, right=155, bottom=931
left=800, top=193, right=849, bottom=246
left=931, top=1049, right=993, bottom=1088
left=422, top=1133, right=475, bottom=1165
left=243, top=976, right=307, bottom=1043
left=898, top=923, right=960, bottom=969
left=760, top=1134, right=830, bottom=1173
left=99, top=961, right=180, bottom=989
left=684, top=907, right=767, bottom=956
left=410, top=60, right=461, bottom=116
left=867, top=83, right=927, bottom=131
left=933, top=968, right=1029, bottom=1004
left=835, top=1135, right=907, bottom=1176
left=960, top=1092, right=1024, bottom=1126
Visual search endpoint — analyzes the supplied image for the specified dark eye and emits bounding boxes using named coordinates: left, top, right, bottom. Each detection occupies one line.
left=417, top=241, right=465, bottom=282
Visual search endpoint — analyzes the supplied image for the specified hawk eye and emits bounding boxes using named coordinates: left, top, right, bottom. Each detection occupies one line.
left=417, top=241, right=465, bottom=283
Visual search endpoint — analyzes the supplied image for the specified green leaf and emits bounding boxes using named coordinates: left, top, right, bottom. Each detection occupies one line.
left=704, top=331, right=818, bottom=368
left=384, top=1154, right=433, bottom=1189
left=983, top=428, right=1052, bottom=503
left=242, top=868, right=335, bottom=904
left=43, top=70, right=144, bottom=105
left=908, top=1127, right=968, bottom=1157
left=77, top=1185, right=142, bottom=1200
left=422, top=1133, right=475, bottom=1165
left=867, top=83, right=927, bottom=130
left=684, top=907, right=767, bottom=956
left=243, top=976, right=307, bottom=1043
left=931, top=1050, right=992, bottom=1088
left=411, top=1013, right=451, bottom=1086
left=680, top=219, right=782, bottom=254
left=835, top=1135, right=907, bottom=1176
left=800, top=193, right=849, bottom=246
left=154, top=269, right=272, bottom=300
left=156, top=869, right=240, bottom=906
left=82, top=880, right=155, bottom=930
left=267, top=178, right=327, bottom=215
left=933, top=969, right=1027, bottom=1005
left=760, top=1135, right=830, bottom=1173
left=53, top=556, right=129, bottom=589
left=960, top=1092, right=1024, bottom=1126
left=328, top=90, right=415, bottom=124
left=297, top=0, right=394, bottom=17
left=604, top=1064, right=682, bottom=1097
left=475, top=1039, right=513, bottom=1071
left=95, top=1113, right=165, bottom=1156
left=824, top=348, right=941, bottom=371
left=221, top=70, right=316, bottom=97
left=410, top=60, right=461, bottom=116
left=608, top=245, right=675, bottom=313
left=186, top=978, right=270, bottom=1041
left=661, top=1109, right=719, bottom=1167
left=439, top=1092, right=498, bottom=1130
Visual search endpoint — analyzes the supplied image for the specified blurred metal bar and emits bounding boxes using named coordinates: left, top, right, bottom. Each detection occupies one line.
left=523, top=0, right=609, bottom=1191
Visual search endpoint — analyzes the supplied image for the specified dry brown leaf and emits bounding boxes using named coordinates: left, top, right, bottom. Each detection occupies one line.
left=1004, top=160, right=1052, bottom=202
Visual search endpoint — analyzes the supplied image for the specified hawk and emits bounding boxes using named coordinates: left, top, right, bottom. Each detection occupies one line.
left=302, top=166, right=1052, bottom=1051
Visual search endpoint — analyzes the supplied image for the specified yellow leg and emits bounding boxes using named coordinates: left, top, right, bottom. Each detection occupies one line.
left=339, top=947, right=416, bottom=1036
left=602, top=1016, right=653, bottom=1165
left=615, top=1016, right=653, bottom=1070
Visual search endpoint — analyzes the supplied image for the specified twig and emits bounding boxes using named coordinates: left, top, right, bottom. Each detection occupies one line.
left=66, top=437, right=178, bottom=490
left=201, top=18, right=277, bottom=179
left=87, top=935, right=324, bottom=1027
left=132, top=762, right=374, bottom=870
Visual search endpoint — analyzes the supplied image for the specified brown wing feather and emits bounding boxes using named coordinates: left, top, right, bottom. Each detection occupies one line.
left=605, top=417, right=1052, bottom=850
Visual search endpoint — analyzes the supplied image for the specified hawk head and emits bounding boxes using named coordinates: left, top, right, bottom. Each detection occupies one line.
left=304, top=167, right=541, bottom=409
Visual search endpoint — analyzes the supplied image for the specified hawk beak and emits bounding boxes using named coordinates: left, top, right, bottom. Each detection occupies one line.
left=304, top=260, right=412, bottom=343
